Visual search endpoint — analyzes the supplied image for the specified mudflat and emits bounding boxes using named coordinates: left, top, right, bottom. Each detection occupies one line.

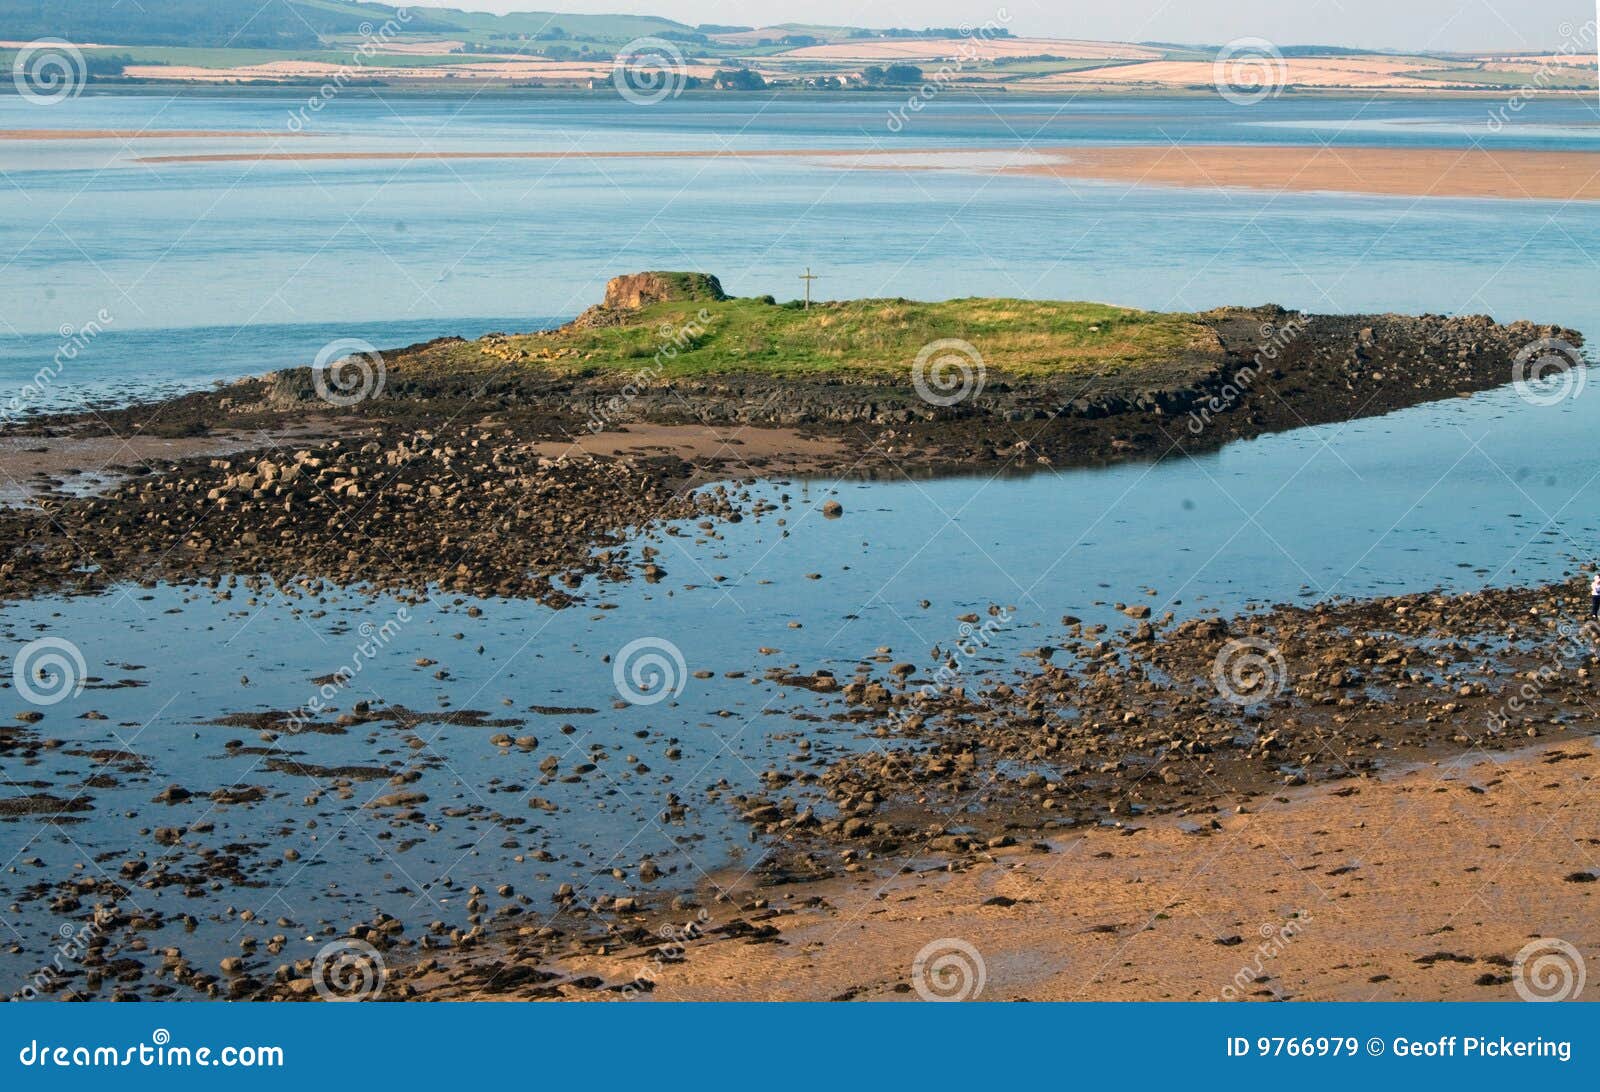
left=125, top=144, right=1600, bottom=202
left=1006, top=145, right=1600, bottom=202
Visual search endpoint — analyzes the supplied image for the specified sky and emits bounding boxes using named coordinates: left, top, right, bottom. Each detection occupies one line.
left=404, top=0, right=1598, bottom=52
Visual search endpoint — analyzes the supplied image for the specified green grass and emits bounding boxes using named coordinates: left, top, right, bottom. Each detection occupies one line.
left=993, top=57, right=1150, bottom=79
left=1408, top=65, right=1597, bottom=88
left=73, top=44, right=624, bottom=69
left=82, top=46, right=308, bottom=67
left=74, top=45, right=505, bottom=68
left=295, top=0, right=693, bottom=45
left=401, top=293, right=1217, bottom=381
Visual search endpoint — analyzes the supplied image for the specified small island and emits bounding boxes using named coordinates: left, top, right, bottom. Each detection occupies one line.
left=1, top=271, right=1578, bottom=604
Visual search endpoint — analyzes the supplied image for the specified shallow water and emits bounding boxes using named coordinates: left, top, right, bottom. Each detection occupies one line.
left=2, top=93, right=1597, bottom=408
left=1, top=91, right=1599, bottom=995
left=3, top=379, right=1599, bottom=992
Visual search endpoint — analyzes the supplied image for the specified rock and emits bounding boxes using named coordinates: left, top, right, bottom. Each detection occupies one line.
left=601, top=271, right=726, bottom=311
left=368, top=790, right=428, bottom=809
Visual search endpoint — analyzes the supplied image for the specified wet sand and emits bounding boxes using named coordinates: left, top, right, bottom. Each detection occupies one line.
left=0, top=422, right=347, bottom=505
left=548, top=740, right=1600, bottom=1001
left=130, top=143, right=1600, bottom=201
left=1009, top=145, right=1600, bottom=202
left=530, top=422, right=846, bottom=477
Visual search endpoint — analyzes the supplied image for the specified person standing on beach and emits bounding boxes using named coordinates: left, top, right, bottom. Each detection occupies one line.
left=1590, top=573, right=1600, bottom=619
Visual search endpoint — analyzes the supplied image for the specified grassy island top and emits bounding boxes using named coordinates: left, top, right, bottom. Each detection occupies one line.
left=392, top=273, right=1221, bottom=383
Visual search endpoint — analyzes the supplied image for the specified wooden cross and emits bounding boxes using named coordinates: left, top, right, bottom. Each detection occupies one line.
left=799, top=266, right=819, bottom=310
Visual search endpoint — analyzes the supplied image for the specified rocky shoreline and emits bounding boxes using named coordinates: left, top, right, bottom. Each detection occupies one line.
left=15, top=567, right=1593, bottom=1001
left=0, top=278, right=1581, bottom=604
left=249, top=572, right=1600, bottom=1002
left=1, top=278, right=1593, bottom=1002
left=35, top=304, right=1581, bottom=475
left=0, top=427, right=756, bottom=605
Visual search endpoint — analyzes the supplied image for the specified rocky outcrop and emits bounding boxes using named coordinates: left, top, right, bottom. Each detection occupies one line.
left=603, top=272, right=725, bottom=310
left=24, top=285, right=1586, bottom=482
left=0, top=431, right=740, bottom=604
left=571, top=272, right=727, bottom=330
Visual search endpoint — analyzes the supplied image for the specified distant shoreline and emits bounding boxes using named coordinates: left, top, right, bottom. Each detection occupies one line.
left=24, top=81, right=1591, bottom=100
left=87, top=142, right=1600, bottom=203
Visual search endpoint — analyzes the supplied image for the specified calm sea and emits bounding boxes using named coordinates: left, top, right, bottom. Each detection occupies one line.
left=1, top=91, right=1597, bottom=992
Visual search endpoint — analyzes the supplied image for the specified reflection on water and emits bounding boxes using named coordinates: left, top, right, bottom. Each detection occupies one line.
left=2, top=381, right=1597, bottom=991
left=1, top=90, right=1598, bottom=996
left=1, top=94, right=1596, bottom=363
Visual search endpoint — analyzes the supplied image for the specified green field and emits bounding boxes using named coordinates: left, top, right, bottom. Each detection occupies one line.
left=74, top=45, right=512, bottom=68
left=1409, top=65, right=1597, bottom=88
left=399, top=286, right=1216, bottom=382
left=289, top=0, right=691, bottom=46
left=7, top=0, right=1587, bottom=96
left=991, top=58, right=1148, bottom=78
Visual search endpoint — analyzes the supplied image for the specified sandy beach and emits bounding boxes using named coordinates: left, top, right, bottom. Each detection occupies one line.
left=125, top=143, right=1600, bottom=201
left=543, top=740, right=1600, bottom=1002
left=1008, top=145, right=1600, bottom=202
